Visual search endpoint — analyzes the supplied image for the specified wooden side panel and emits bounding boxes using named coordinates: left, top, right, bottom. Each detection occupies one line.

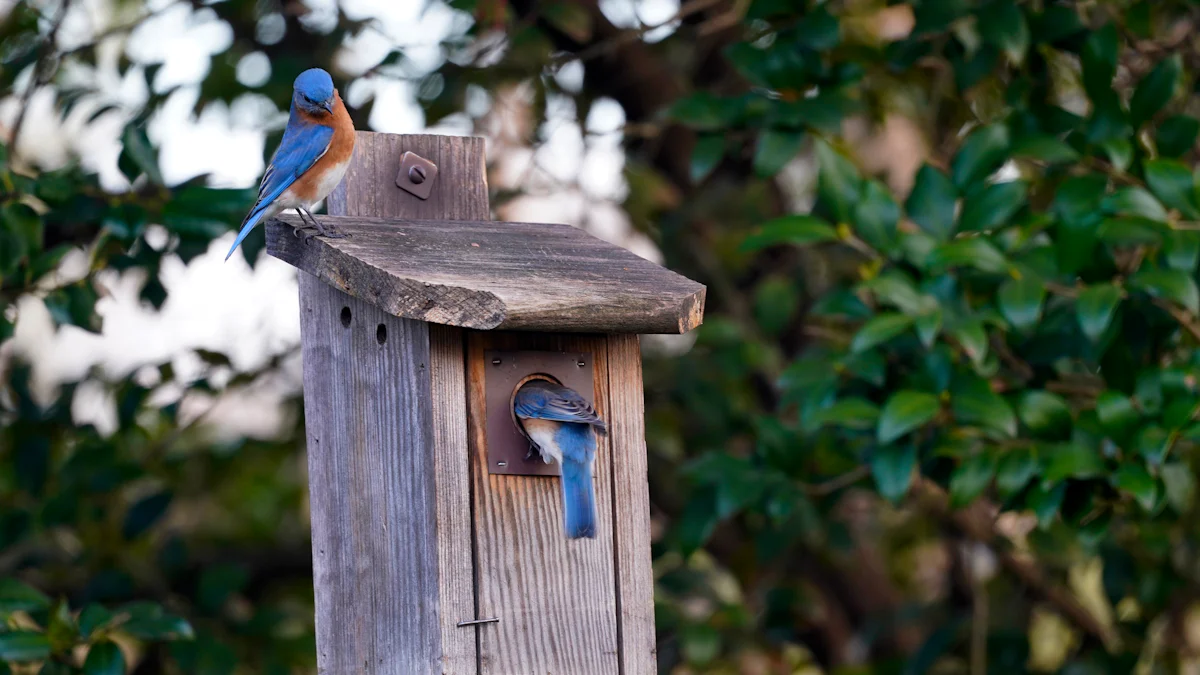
left=302, top=131, right=486, bottom=673
left=300, top=274, right=442, bottom=674
left=430, top=324, right=476, bottom=674
left=606, top=335, right=657, bottom=674
left=467, top=331, right=620, bottom=674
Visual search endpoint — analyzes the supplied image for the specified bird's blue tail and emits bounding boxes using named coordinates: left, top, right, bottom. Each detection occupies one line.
left=225, top=208, right=268, bottom=262
left=561, top=461, right=596, bottom=539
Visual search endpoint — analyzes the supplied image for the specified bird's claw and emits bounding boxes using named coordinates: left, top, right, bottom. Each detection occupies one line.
left=295, top=209, right=348, bottom=240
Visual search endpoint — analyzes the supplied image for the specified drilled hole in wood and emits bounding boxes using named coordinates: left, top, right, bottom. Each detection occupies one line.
left=376, top=324, right=387, bottom=345
left=340, top=307, right=351, bottom=327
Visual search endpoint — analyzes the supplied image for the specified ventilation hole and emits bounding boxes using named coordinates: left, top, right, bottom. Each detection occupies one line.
left=376, top=324, right=387, bottom=345
left=340, top=307, right=351, bottom=327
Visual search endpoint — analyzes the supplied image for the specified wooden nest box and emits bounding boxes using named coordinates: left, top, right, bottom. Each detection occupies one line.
left=265, top=132, right=705, bottom=675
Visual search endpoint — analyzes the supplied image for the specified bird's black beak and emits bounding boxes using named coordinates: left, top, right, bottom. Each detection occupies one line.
left=322, top=98, right=334, bottom=113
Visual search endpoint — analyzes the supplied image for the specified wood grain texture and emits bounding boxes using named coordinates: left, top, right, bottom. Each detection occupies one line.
left=301, top=132, right=485, bottom=674
left=606, top=335, right=657, bottom=674
left=300, top=275, right=442, bottom=673
left=430, top=323, right=476, bottom=674
left=326, top=131, right=490, bottom=221
left=467, top=331, right=621, bottom=674
left=265, top=213, right=706, bottom=334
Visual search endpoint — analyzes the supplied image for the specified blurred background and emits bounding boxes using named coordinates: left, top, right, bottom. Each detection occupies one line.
left=4, top=0, right=1200, bottom=672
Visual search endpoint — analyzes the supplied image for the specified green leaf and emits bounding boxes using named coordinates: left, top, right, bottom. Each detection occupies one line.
left=952, top=380, right=1016, bottom=437
left=1145, top=159, right=1200, bottom=219
left=878, top=390, right=940, bottom=444
left=83, top=641, right=125, bottom=675
left=1017, top=391, right=1072, bottom=438
left=1100, top=137, right=1133, bottom=172
left=851, top=313, right=914, bottom=353
left=853, top=179, right=899, bottom=251
left=928, top=237, right=1009, bottom=274
left=0, top=578, right=50, bottom=614
left=741, top=215, right=837, bottom=252
left=753, top=129, right=805, bottom=177
left=814, top=139, right=862, bottom=223
left=906, top=164, right=958, bottom=240
left=1028, top=482, right=1066, bottom=528
left=813, top=398, right=879, bottom=430
left=1136, top=425, right=1171, bottom=466
left=951, top=123, right=1009, bottom=189
left=1156, top=115, right=1200, bottom=158
left=977, top=0, right=1029, bottom=63
left=1098, top=216, right=1165, bottom=246
left=2, top=202, right=41, bottom=261
left=1080, top=23, right=1118, bottom=99
left=1162, top=462, right=1195, bottom=512
left=1010, top=135, right=1079, bottom=164
left=1076, top=283, right=1122, bottom=342
left=1130, top=268, right=1200, bottom=313
left=1042, top=443, right=1105, bottom=482
left=958, top=180, right=1027, bottom=232
left=754, top=278, right=799, bottom=336
left=996, top=448, right=1038, bottom=495
left=861, top=271, right=934, bottom=315
left=0, top=631, right=51, bottom=662
left=667, top=92, right=738, bottom=131
left=1096, top=391, right=1140, bottom=439
left=79, top=604, right=113, bottom=638
left=122, top=491, right=172, bottom=540
left=44, top=283, right=101, bottom=333
left=118, top=122, right=164, bottom=185
left=1115, top=463, right=1159, bottom=510
left=1130, top=55, right=1181, bottom=126
left=689, top=134, right=724, bottom=183
left=952, top=320, right=989, bottom=368
left=998, top=276, right=1045, bottom=332
left=915, top=309, right=942, bottom=347
left=117, top=602, right=193, bottom=640
left=1053, top=175, right=1106, bottom=274
left=871, top=444, right=917, bottom=503
left=1165, top=230, right=1200, bottom=271
left=950, top=453, right=996, bottom=506
left=794, top=6, right=840, bottom=50
left=1102, top=187, right=1168, bottom=222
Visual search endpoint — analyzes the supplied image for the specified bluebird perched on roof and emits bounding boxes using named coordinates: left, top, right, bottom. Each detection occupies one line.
left=225, top=68, right=356, bottom=261
left=513, top=379, right=608, bottom=539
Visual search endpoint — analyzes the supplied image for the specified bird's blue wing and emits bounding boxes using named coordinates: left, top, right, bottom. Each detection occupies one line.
left=225, top=117, right=334, bottom=260
left=514, top=383, right=607, bottom=433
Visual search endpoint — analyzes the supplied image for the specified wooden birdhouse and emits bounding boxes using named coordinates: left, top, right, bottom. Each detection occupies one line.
left=265, top=132, right=705, bottom=675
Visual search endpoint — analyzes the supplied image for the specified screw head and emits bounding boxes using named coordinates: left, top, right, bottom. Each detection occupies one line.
left=492, top=358, right=502, bottom=366
left=577, top=360, right=586, bottom=367
left=408, top=165, right=427, bottom=184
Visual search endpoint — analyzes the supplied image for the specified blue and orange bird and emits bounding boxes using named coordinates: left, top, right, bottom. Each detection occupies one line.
left=514, top=379, right=607, bottom=539
left=225, top=68, right=356, bottom=261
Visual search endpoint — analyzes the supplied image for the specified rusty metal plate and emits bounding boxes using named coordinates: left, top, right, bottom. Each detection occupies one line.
left=484, top=349, right=595, bottom=476
left=395, top=151, right=438, bottom=200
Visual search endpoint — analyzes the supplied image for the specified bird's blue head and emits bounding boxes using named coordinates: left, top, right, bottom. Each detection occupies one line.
left=293, top=68, right=335, bottom=115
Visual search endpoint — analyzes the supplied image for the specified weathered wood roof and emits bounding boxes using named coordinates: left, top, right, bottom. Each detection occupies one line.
left=265, top=214, right=706, bottom=334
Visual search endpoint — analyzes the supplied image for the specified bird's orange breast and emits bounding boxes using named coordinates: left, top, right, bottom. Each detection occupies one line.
left=290, top=90, right=356, bottom=202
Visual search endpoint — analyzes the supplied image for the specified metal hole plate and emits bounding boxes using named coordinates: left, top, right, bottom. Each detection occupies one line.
left=484, top=349, right=596, bottom=476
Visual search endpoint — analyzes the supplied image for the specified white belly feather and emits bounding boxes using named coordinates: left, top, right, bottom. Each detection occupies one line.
left=278, top=156, right=351, bottom=211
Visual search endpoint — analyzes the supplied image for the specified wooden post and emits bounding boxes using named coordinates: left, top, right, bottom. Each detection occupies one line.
left=270, top=131, right=705, bottom=674
left=294, top=134, right=484, bottom=674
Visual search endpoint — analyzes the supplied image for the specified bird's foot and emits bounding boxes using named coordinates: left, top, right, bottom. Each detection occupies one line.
left=299, top=208, right=348, bottom=240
